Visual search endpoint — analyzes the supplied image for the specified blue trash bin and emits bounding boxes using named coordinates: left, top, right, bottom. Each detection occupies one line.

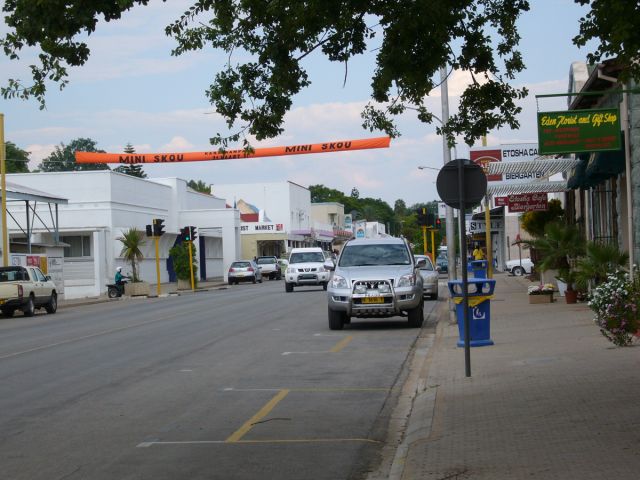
left=448, top=279, right=495, bottom=347
left=470, top=260, right=488, bottom=278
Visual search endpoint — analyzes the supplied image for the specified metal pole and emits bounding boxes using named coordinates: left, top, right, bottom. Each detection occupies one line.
left=458, top=158, right=471, bottom=377
left=484, top=196, right=492, bottom=278
left=622, top=91, right=635, bottom=280
left=440, top=66, right=457, bottom=327
left=422, top=225, right=427, bottom=256
left=0, top=114, right=8, bottom=266
left=431, top=228, right=436, bottom=261
left=188, top=240, right=195, bottom=291
left=154, top=236, right=161, bottom=297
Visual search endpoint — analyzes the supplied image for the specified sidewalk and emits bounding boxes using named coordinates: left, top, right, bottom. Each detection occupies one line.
left=57, top=278, right=228, bottom=309
left=397, top=273, right=640, bottom=479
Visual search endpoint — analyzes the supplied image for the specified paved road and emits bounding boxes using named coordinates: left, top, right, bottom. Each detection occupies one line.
left=0, top=280, right=439, bottom=480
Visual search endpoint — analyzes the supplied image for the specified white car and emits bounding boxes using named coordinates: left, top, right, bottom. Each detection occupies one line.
left=285, top=247, right=331, bottom=292
left=505, top=258, right=534, bottom=276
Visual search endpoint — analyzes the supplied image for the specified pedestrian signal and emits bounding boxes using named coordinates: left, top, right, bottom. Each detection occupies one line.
left=152, top=218, right=165, bottom=236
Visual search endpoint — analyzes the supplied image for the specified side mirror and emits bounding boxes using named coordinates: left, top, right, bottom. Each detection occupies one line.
left=45, top=275, right=52, bottom=281
left=323, top=260, right=335, bottom=271
left=435, top=265, right=441, bottom=272
left=416, top=258, right=426, bottom=268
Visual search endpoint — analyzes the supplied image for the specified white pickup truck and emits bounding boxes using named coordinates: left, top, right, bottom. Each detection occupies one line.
left=0, top=266, right=58, bottom=317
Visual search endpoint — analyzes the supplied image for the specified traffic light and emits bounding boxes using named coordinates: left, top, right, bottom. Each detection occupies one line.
left=189, top=226, right=197, bottom=241
left=436, top=217, right=442, bottom=227
left=426, top=213, right=435, bottom=228
left=416, top=208, right=428, bottom=226
left=145, top=224, right=153, bottom=237
left=152, top=218, right=165, bottom=236
left=181, top=226, right=190, bottom=241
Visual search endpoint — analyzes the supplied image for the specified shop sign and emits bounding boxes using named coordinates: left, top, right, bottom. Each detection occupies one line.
left=344, top=214, right=353, bottom=231
left=468, top=219, right=503, bottom=234
left=470, top=143, right=543, bottom=184
left=494, top=196, right=508, bottom=207
left=507, top=193, right=548, bottom=213
left=537, top=108, right=620, bottom=155
left=240, top=222, right=284, bottom=234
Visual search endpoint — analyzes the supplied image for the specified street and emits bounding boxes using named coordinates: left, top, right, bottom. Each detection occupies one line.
left=0, top=280, right=439, bottom=480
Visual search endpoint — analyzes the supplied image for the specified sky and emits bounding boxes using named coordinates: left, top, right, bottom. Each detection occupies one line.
left=0, top=1, right=595, bottom=207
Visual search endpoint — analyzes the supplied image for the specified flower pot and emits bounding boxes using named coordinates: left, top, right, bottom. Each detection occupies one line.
left=528, top=293, right=553, bottom=304
left=565, top=289, right=578, bottom=304
left=124, top=281, right=150, bottom=297
left=177, top=278, right=193, bottom=290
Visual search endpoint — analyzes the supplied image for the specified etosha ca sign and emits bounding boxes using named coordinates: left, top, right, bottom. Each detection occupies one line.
left=537, top=108, right=620, bottom=155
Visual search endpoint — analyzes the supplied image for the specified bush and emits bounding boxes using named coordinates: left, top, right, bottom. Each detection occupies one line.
left=588, top=270, right=640, bottom=346
left=169, top=242, right=198, bottom=285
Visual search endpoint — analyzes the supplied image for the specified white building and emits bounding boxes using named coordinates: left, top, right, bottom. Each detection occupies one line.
left=6, top=171, right=240, bottom=299
left=210, top=181, right=315, bottom=258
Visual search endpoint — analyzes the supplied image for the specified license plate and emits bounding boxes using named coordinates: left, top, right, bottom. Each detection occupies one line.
left=362, top=297, right=384, bottom=304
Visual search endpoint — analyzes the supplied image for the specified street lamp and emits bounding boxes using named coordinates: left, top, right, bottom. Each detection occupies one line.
left=417, top=165, right=440, bottom=172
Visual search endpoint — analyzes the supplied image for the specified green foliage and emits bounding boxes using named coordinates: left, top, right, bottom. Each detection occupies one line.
left=187, top=179, right=211, bottom=194
left=114, top=143, right=147, bottom=178
left=4, top=141, right=30, bottom=173
left=526, top=222, right=585, bottom=291
left=520, top=199, right=564, bottom=238
left=38, top=138, right=110, bottom=172
left=117, top=227, right=146, bottom=282
left=2, top=0, right=535, bottom=145
left=169, top=242, right=198, bottom=283
left=575, top=242, right=629, bottom=290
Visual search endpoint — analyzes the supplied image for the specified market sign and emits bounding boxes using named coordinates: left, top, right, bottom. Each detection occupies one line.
left=507, top=193, right=548, bottom=213
left=537, top=108, right=621, bottom=155
left=240, top=222, right=284, bottom=234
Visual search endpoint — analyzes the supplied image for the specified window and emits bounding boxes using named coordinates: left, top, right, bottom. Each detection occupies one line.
left=61, top=235, right=92, bottom=258
left=339, top=243, right=411, bottom=267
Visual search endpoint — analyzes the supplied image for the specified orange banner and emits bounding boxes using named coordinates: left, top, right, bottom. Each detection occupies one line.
left=75, top=136, right=391, bottom=164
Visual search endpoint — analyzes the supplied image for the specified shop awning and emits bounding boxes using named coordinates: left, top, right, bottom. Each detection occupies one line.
left=487, top=181, right=568, bottom=196
left=487, top=157, right=581, bottom=178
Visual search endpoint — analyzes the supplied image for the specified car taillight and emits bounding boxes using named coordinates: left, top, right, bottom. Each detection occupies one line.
left=248, top=267, right=254, bottom=272
left=18, top=284, right=23, bottom=298
left=229, top=268, right=235, bottom=272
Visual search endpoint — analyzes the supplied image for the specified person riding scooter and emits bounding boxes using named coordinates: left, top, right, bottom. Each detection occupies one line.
left=114, top=266, right=129, bottom=296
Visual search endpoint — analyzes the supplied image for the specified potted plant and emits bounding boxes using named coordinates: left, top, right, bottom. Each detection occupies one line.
left=527, top=283, right=555, bottom=303
left=575, top=242, right=629, bottom=290
left=527, top=222, right=585, bottom=304
left=117, top=227, right=150, bottom=296
left=169, top=241, right=198, bottom=290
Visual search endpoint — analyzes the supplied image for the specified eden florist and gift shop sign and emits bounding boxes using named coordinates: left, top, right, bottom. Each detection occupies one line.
left=537, top=108, right=621, bottom=155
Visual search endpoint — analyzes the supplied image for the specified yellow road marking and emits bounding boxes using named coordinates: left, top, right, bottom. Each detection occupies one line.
left=225, top=389, right=290, bottom=443
left=330, top=335, right=353, bottom=353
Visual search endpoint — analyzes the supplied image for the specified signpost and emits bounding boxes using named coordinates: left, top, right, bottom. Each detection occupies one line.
left=437, top=159, right=487, bottom=377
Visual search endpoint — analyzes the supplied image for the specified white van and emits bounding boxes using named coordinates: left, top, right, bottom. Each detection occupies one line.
left=285, top=247, right=331, bottom=292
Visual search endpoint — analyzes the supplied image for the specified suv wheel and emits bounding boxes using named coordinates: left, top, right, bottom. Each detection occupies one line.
left=322, top=282, right=328, bottom=291
left=407, top=299, right=424, bottom=328
left=285, top=282, right=293, bottom=292
left=512, top=266, right=525, bottom=276
left=328, top=308, right=345, bottom=330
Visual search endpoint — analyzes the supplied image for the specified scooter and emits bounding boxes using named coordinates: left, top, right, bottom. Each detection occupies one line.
left=107, top=279, right=128, bottom=298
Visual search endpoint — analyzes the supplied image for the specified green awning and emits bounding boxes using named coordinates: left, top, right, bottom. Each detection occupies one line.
left=567, top=154, right=588, bottom=189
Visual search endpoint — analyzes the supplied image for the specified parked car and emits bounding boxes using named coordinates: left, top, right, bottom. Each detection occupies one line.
left=505, top=258, right=534, bottom=276
left=414, top=255, right=439, bottom=300
left=0, top=266, right=58, bottom=317
left=256, top=256, right=281, bottom=280
left=285, top=247, right=331, bottom=292
left=436, top=255, right=448, bottom=273
left=228, top=260, right=263, bottom=285
left=326, top=237, right=424, bottom=329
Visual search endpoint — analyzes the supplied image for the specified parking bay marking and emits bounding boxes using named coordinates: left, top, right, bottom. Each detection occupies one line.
left=282, top=335, right=353, bottom=355
left=137, top=386, right=388, bottom=448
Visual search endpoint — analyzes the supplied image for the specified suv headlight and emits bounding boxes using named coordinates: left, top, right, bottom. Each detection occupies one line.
left=396, top=273, right=416, bottom=287
left=330, top=274, right=348, bottom=289
left=286, top=267, right=295, bottom=274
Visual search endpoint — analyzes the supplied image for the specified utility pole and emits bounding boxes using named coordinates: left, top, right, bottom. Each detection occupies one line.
left=0, top=114, right=7, bottom=266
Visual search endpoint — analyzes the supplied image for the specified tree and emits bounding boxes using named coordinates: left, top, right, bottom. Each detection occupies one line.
left=520, top=199, right=564, bottom=238
left=117, top=227, right=146, bottom=283
left=394, top=199, right=407, bottom=217
left=187, top=180, right=211, bottom=194
left=1, top=0, right=601, bottom=147
left=169, top=241, right=198, bottom=285
left=4, top=142, right=30, bottom=173
left=350, top=187, right=360, bottom=199
left=38, top=138, right=110, bottom=172
left=114, top=143, right=146, bottom=178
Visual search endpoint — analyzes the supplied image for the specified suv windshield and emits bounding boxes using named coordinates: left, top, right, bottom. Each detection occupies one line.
left=339, top=244, right=411, bottom=267
left=289, top=252, right=325, bottom=264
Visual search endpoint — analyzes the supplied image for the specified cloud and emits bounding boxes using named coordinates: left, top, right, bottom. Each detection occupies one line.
left=161, top=136, right=195, bottom=151
left=25, top=143, right=56, bottom=169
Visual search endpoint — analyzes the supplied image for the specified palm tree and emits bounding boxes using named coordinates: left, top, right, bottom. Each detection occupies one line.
left=117, top=228, right=146, bottom=282
left=575, top=242, right=628, bottom=290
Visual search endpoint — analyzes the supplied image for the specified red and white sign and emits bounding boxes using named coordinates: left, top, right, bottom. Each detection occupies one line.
left=494, top=196, right=508, bottom=207
left=507, top=193, right=548, bottom=213
left=470, top=143, right=543, bottom=184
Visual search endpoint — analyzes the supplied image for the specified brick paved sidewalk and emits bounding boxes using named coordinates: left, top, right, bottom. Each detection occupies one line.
left=399, top=274, right=640, bottom=479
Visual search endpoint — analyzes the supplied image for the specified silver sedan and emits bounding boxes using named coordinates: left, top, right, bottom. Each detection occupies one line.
left=414, top=255, right=439, bottom=300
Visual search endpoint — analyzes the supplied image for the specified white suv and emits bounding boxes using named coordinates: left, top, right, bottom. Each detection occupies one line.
left=285, top=247, right=331, bottom=292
